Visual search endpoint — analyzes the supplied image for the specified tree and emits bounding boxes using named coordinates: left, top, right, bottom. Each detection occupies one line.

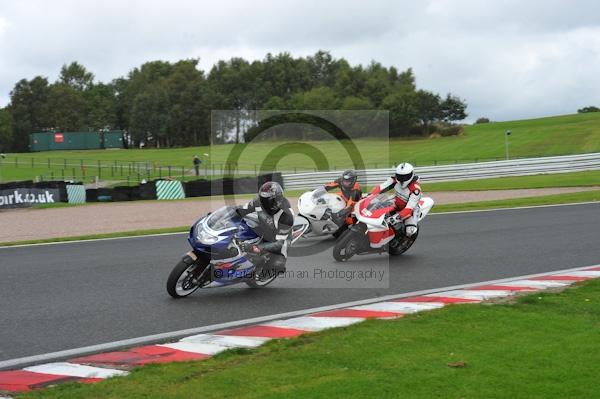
left=5, top=51, right=469, bottom=148
left=45, top=83, right=87, bottom=131
left=59, top=62, right=94, bottom=91
left=341, top=96, right=373, bottom=110
left=9, top=76, right=50, bottom=151
left=290, top=86, right=339, bottom=110
left=475, top=117, right=490, bottom=124
left=307, top=50, right=336, bottom=87
left=382, top=91, right=418, bottom=136
left=415, top=90, right=442, bottom=134
left=0, top=107, right=13, bottom=151
left=440, top=94, right=467, bottom=122
left=129, top=85, right=170, bottom=147
left=164, top=59, right=210, bottom=146
left=85, top=83, right=117, bottom=130
left=208, top=58, right=254, bottom=143
left=578, top=106, right=600, bottom=113
left=263, top=96, right=286, bottom=110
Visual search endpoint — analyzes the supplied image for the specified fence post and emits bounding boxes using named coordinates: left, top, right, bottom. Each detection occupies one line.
left=98, top=160, right=101, bottom=179
left=168, top=166, right=172, bottom=178
left=181, top=166, right=185, bottom=181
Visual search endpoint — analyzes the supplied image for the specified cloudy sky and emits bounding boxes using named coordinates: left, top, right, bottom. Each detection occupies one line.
left=1, top=0, right=599, bottom=121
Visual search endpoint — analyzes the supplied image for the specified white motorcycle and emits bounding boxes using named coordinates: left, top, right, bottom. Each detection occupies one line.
left=332, top=192, right=434, bottom=262
left=296, top=188, right=350, bottom=238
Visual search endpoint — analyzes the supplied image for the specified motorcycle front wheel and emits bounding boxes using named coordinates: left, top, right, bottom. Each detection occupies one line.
left=245, top=272, right=278, bottom=288
left=333, top=229, right=362, bottom=262
left=166, top=256, right=209, bottom=298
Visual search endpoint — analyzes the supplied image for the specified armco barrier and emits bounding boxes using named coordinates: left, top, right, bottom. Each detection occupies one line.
left=282, top=152, right=600, bottom=190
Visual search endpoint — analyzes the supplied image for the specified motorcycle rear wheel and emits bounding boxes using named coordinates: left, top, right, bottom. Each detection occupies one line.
left=166, top=256, right=209, bottom=298
left=388, top=230, right=419, bottom=256
left=333, top=229, right=362, bottom=262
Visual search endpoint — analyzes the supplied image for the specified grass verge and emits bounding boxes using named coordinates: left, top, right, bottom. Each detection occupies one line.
left=423, top=170, right=600, bottom=192
left=18, top=277, right=600, bottom=398
left=0, top=226, right=188, bottom=247
left=430, top=189, right=600, bottom=213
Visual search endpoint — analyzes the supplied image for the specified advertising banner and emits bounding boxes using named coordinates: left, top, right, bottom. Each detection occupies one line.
left=0, top=188, right=61, bottom=209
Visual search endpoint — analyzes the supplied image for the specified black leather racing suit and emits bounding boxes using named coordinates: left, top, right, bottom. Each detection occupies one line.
left=236, top=197, right=294, bottom=274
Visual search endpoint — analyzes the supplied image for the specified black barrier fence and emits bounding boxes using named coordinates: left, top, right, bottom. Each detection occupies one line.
left=183, top=173, right=283, bottom=197
left=0, top=181, right=68, bottom=209
left=80, top=173, right=283, bottom=202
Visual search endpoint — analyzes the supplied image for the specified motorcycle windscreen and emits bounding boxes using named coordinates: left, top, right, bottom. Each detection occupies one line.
left=366, top=194, right=395, bottom=211
left=206, top=206, right=241, bottom=231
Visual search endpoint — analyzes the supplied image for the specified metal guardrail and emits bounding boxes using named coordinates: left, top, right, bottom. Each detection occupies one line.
left=282, top=153, right=600, bottom=190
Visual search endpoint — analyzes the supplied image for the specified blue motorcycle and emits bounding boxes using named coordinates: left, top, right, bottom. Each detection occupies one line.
left=166, top=206, right=309, bottom=298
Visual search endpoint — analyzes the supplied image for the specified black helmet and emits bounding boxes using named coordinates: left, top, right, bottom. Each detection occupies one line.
left=341, top=169, right=357, bottom=188
left=259, top=181, right=284, bottom=215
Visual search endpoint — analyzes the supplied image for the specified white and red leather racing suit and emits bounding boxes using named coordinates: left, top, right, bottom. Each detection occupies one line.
left=371, top=175, right=422, bottom=237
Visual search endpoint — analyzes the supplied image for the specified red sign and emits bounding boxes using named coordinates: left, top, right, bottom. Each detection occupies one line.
left=54, top=133, right=64, bottom=143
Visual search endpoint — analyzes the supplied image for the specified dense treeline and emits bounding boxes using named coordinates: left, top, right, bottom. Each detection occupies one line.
left=0, top=51, right=467, bottom=152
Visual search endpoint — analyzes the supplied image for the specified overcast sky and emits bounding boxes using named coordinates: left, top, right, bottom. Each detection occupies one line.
left=1, top=0, right=599, bottom=122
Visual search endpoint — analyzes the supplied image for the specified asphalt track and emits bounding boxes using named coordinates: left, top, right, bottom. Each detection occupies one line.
left=1, top=202, right=600, bottom=362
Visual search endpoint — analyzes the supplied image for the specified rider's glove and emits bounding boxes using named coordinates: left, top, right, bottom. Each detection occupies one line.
left=241, top=242, right=261, bottom=255
left=399, top=208, right=413, bottom=220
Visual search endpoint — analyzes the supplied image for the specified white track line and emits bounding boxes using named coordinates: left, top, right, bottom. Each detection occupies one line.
left=493, top=280, right=570, bottom=288
left=157, top=342, right=229, bottom=356
left=180, top=334, right=269, bottom=348
left=350, top=301, right=444, bottom=313
left=263, top=316, right=363, bottom=331
left=1, top=263, right=598, bottom=371
left=23, top=362, right=127, bottom=378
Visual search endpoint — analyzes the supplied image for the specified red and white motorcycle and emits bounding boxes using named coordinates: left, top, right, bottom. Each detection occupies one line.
left=332, top=192, right=434, bottom=262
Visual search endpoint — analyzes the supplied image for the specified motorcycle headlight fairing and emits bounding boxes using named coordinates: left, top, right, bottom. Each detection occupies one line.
left=196, top=223, right=219, bottom=244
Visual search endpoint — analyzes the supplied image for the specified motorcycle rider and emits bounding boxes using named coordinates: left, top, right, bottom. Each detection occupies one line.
left=236, top=181, right=294, bottom=277
left=370, top=163, right=421, bottom=237
left=315, top=169, right=362, bottom=227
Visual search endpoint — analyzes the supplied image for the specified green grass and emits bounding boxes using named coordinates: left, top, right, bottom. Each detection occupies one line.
left=430, top=189, right=600, bottom=213
left=0, top=226, right=188, bottom=247
left=1, top=112, right=600, bottom=182
left=423, top=169, right=600, bottom=192
left=19, top=277, right=600, bottom=398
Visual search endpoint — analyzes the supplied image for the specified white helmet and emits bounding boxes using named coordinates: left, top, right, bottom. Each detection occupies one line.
left=395, top=163, right=414, bottom=188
